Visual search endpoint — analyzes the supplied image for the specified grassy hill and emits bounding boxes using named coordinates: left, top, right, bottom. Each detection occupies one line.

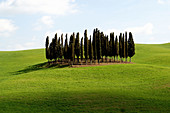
left=0, top=44, right=170, bottom=113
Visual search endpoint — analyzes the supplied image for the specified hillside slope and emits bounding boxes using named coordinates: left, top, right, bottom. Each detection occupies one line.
left=0, top=44, right=170, bottom=113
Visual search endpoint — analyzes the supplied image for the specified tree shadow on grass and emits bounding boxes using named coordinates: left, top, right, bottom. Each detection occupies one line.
left=12, top=62, right=69, bottom=75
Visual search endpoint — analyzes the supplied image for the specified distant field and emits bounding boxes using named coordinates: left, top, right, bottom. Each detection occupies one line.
left=0, top=43, right=170, bottom=113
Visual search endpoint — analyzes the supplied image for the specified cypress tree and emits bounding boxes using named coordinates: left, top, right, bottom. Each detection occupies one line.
left=57, top=37, right=61, bottom=62
left=73, top=33, right=76, bottom=62
left=45, top=36, right=50, bottom=62
left=53, top=35, right=57, bottom=62
left=84, top=30, right=88, bottom=64
left=81, top=37, right=83, bottom=65
left=71, top=43, right=75, bottom=65
left=97, top=31, right=101, bottom=64
left=125, top=32, right=128, bottom=62
left=111, top=32, right=115, bottom=61
left=49, top=41, right=54, bottom=61
left=64, top=34, right=68, bottom=61
left=109, top=33, right=113, bottom=62
left=128, top=32, right=135, bottom=62
left=115, top=36, right=119, bottom=62
left=93, top=29, right=97, bottom=63
left=122, top=34, right=125, bottom=62
left=75, top=32, right=80, bottom=64
left=119, top=33, right=122, bottom=62
left=101, top=32, right=105, bottom=62
left=105, top=35, right=108, bottom=62
left=89, top=36, right=93, bottom=64
left=60, top=34, right=64, bottom=61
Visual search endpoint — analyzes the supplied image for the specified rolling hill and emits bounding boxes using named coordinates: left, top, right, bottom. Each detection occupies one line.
left=0, top=43, right=170, bottom=113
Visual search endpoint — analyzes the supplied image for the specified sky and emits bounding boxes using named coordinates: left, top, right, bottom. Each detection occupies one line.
left=0, top=0, right=170, bottom=51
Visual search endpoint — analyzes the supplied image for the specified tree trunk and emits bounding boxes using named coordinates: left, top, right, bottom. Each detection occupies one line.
left=130, top=57, right=131, bottom=62
left=105, top=57, right=107, bottom=63
left=98, top=59, right=100, bottom=64
left=86, top=60, right=87, bottom=65
left=90, top=60, right=92, bottom=65
left=114, top=56, right=115, bottom=62
left=77, top=57, right=79, bottom=65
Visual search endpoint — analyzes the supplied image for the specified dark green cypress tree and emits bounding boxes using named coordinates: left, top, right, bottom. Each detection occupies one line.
left=111, top=32, right=115, bottom=61
left=75, top=32, right=80, bottom=64
left=49, top=41, right=54, bottom=61
left=125, top=32, right=128, bottom=62
left=101, top=32, right=105, bottom=62
left=73, top=33, right=76, bottom=62
left=60, top=34, right=64, bottom=61
left=105, top=35, right=108, bottom=62
left=45, top=36, right=50, bottom=62
left=109, top=36, right=112, bottom=62
left=89, top=36, right=93, bottom=64
left=64, top=34, right=68, bottom=61
left=115, top=36, right=119, bottom=62
left=97, top=31, right=101, bottom=64
left=71, top=43, right=75, bottom=65
left=119, top=33, right=122, bottom=62
left=53, top=34, right=57, bottom=62
left=84, top=30, right=88, bottom=64
left=93, top=29, right=97, bottom=63
left=128, top=32, right=135, bottom=62
left=122, top=34, right=125, bottom=62
left=81, top=37, right=83, bottom=64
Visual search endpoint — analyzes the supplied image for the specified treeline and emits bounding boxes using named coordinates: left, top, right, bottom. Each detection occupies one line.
left=45, top=28, right=135, bottom=65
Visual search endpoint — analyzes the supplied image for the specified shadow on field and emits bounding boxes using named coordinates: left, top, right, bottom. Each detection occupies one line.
left=0, top=91, right=169, bottom=113
left=12, top=62, right=69, bottom=75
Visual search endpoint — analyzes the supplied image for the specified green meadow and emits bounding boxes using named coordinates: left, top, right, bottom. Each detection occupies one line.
left=0, top=43, right=170, bottom=113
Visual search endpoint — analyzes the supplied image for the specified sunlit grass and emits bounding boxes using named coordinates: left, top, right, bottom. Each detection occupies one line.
left=0, top=44, right=170, bottom=112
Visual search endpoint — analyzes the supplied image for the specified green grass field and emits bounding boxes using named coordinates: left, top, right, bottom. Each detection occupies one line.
left=0, top=43, right=170, bottom=113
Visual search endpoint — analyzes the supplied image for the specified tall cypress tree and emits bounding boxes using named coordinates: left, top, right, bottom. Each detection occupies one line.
left=75, top=32, right=80, bottom=63
left=49, top=40, right=54, bottom=61
left=97, top=31, right=101, bottom=63
left=115, top=36, right=119, bottom=62
left=101, top=32, right=105, bottom=62
left=122, top=34, right=125, bottom=62
left=109, top=33, right=113, bottom=62
left=60, top=34, right=64, bottom=62
left=93, top=29, right=97, bottom=63
left=52, top=36, right=57, bottom=62
left=80, top=37, right=84, bottom=65
left=111, top=32, right=115, bottom=61
left=73, top=33, right=76, bottom=62
left=128, top=32, right=135, bottom=62
left=71, top=43, right=74, bottom=65
left=84, top=30, right=88, bottom=64
left=125, top=32, right=128, bottom=62
left=105, top=35, right=108, bottom=62
left=45, top=36, right=50, bottom=62
left=64, top=34, right=68, bottom=61
left=119, top=33, right=122, bottom=62
left=89, top=36, right=93, bottom=64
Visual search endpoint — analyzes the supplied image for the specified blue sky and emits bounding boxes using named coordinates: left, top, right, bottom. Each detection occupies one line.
left=0, top=0, right=170, bottom=51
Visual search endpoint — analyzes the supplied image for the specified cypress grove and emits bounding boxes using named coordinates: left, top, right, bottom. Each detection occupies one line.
left=45, top=28, right=135, bottom=65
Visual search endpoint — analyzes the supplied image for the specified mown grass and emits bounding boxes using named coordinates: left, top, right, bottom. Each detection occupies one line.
left=0, top=44, right=170, bottom=113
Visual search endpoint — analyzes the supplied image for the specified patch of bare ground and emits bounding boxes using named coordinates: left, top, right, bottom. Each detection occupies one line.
left=71, top=62, right=133, bottom=68
left=47, top=58, right=134, bottom=68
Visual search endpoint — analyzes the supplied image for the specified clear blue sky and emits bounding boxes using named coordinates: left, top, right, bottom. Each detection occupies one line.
left=0, top=0, right=170, bottom=51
